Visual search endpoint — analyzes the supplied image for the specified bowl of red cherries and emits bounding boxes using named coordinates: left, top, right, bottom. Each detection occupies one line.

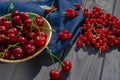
left=0, top=11, right=52, bottom=63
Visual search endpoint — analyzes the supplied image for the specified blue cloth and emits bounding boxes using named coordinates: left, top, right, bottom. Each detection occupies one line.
left=0, top=0, right=84, bottom=54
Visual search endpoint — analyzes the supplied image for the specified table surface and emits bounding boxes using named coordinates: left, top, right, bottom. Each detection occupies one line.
left=0, top=0, right=120, bottom=80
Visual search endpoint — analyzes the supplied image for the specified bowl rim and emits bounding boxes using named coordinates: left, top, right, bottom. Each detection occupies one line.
left=0, top=12, right=52, bottom=63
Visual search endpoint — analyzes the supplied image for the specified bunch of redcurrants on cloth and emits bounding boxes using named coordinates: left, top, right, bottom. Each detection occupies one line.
left=76, top=6, right=120, bottom=53
left=0, top=10, right=47, bottom=59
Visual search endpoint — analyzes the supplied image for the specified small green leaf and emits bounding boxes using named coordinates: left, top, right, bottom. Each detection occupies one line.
left=28, top=12, right=35, bottom=19
left=10, top=2, right=14, bottom=9
left=40, top=5, right=52, bottom=10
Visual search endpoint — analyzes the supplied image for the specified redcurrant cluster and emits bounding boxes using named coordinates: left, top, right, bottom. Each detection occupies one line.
left=49, top=60, right=72, bottom=80
left=76, top=6, right=120, bottom=53
left=65, top=8, right=78, bottom=18
left=58, top=30, right=72, bottom=40
left=64, top=3, right=81, bottom=18
left=0, top=10, right=48, bottom=59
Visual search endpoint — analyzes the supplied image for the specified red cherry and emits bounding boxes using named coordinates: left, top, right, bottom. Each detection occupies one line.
left=7, top=34, right=17, bottom=44
left=20, top=12, right=29, bottom=21
left=0, top=17, right=6, bottom=22
left=67, top=33, right=72, bottom=38
left=17, top=36, right=27, bottom=46
left=4, top=50, right=11, bottom=59
left=49, top=69, right=61, bottom=80
left=75, top=3, right=81, bottom=10
left=12, top=15, right=22, bottom=26
left=95, top=42, right=100, bottom=49
left=24, top=44, right=36, bottom=56
left=63, top=30, right=69, bottom=34
left=101, top=45, right=107, bottom=53
left=65, top=12, right=71, bottom=18
left=24, top=19, right=32, bottom=29
left=62, top=60, right=72, bottom=72
left=76, top=39, right=82, bottom=47
left=34, top=36, right=46, bottom=47
left=61, top=33, right=68, bottom=40
left=2, top=21, right=11, bottom=29
left=7, top=27, right=18, bottom=35
left=74, top=11, right=79, bottom=16
left=27, top=32, right=37, bottom=40
left=0, top=26, right=7, bottom=34
left=27, top=40, right=35, bottom=46
left=91, top=38, right=96, bottom=44
left=22, top=27, right=29, bottom=35
left=12, top=10, right=20, bottom=17
left=13, top=47, right=24, bottom=59
left=35, top=18, right=44, bottom=26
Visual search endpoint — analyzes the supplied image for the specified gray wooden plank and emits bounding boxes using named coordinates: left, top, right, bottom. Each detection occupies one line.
left=59, top=45, right=104, bottom=80
left=100, top=0, right=120, bottom=80
left=0, top=64, right=17, bottom=80
left=101, top=47, right=120, bottom=80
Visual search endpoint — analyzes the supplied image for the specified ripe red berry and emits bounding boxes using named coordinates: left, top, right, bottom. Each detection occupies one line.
left=75, top=3, right=81, bottom=10
left=13, top=47, right=24, bottom=59
left=76, top=40, right=82, bottom=47
left=49, top=69, right=61, bottom=80
left=24, top=44, right=36, bottom=56
left=62, top=60, right=72, bottom=72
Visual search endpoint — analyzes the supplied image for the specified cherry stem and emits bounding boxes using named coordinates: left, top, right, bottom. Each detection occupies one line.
left=39, top=26, right=56, bottom=32
left=82, top=43, right=86, bottom=50
left=2, top=43, right=20, bottom=58
left=45, top=11, right=53, bottom=19
left=46, top=46, right=56, bottom=69
left=99, top=47, right=102, bottom=54
left=0, top=36, right=10, bottom=40
left=16, top=25, right=23, bottom=37
left=46, top=46, right=65, bottom=66
left=51, top=0, right=55, bottom=6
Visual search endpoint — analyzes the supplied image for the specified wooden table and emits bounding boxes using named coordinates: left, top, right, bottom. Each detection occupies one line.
left=0, top=0, right=120, bottom=80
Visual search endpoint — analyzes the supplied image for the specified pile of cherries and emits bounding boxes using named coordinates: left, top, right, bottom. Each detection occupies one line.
left=64, top=3, right=81, bottom=18
left=0, top=10, right=47, bottom=59
left=76, top=6, right=120, bottom=53
left=49, top=60, right=72, bottom=80
left=58, top=30, right=72, bottom=40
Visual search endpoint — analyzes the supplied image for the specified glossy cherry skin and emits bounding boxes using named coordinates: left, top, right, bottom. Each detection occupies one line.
left=4, top=50, right=11, bottom=59
left=24, top=19, right=32, bottom=29
left=20, top=12, right=29, bottom=21
left=62, top=60, right=72, bottom=72
left=7, top=34, right=17, bottom=44
left=35, top=18, right=44, bottom=26
left=0, top=26, right=7, bottom=34
left=27, top=32, right=37, bottom=40
left=17, top=36, right=27, bottom=46
left=34, top=36, right=46, bottom=47
left=12, top=15, right=22, bottom=27
left=24, top=44, right=36, bottom=56
left=2, top=21, right=11, bottom=29
left=12, top=10, right=20, bottom=17
left=7, top=27, right=18, bottom=35
left=13, top=47, right=24, bottom=59
left=49, top=69, right=61, bottom=80
left=0, top=34, right=7, bottom=44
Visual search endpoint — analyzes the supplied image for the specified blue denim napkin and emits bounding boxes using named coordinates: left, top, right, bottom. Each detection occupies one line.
left=0, top=0, right=84, bottom=54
